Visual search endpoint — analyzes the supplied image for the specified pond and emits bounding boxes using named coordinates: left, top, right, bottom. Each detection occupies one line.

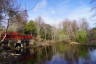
left=0, top=43, right=96, bottom=64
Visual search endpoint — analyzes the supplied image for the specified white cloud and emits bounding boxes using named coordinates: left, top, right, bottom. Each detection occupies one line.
left=33, top=0, right=47, bottom=12
left=66, top=6, right=95, bottom=27
left=67, top=6, right=91, bottom=20
left=51, top=10, right=56, bottom=14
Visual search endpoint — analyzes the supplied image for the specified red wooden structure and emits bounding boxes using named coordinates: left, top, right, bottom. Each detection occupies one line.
left=0, top=32, right=32, bottom=39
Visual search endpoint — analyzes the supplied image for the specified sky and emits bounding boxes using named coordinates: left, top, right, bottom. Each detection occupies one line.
left=20, top=0, right=96, bottom=27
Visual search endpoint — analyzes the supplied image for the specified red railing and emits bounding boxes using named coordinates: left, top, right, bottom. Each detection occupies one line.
left=0, top=32, right=32, bottom=39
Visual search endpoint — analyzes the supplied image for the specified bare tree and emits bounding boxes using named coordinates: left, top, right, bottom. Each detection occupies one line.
left=61, top=19, right=79, bottom=41
left=79, top=18, right=89, bottom=31
left=0, top=0, right=19, bottom=43
left=8, top=10, right=28, bottom=32
left=0, top=0, right=38, bottom=42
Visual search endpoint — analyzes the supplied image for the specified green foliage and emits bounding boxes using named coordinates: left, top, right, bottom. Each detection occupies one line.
left=24, top=20, right=37, bottom=36
left=39, top=24, right=53, bottom=40
left=76, top=30, right=88, bottom=43
left=58, top=30, right=70, bottom=42
left=89, top=28, right=96, bottom=41
left=23, top=18, right=90, bottom=43
left=78, top=46, right=88, bottom=58
left=24, top=20, right=53, bottom=41
left=39, top=27, right=45, bottom=39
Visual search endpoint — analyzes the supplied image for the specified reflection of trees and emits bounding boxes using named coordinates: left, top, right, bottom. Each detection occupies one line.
left=63, top=46, right=79, bottom=64
left=16, top=44, right=92, bottom=64
left=64, top=46, right=89, bottom=64
left=18, top=46, right=54, bottom=64
left=55, top=44, right=89, bottom=64
left=78, top=46, right=88, bottom=58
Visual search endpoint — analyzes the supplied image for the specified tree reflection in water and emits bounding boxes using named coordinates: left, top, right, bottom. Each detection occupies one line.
left=0, top=43, right=96, bottom=64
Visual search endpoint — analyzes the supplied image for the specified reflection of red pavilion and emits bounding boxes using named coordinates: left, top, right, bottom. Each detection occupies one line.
left=0, top=32, right=32, bottom=39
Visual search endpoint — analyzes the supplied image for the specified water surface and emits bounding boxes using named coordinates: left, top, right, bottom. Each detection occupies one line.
left=1, top=43, right=96, bottom=64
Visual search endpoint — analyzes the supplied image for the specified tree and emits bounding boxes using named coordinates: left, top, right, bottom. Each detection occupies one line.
left=35, top=16, right=45, bottom=36
left=61, top=19, right=79, bottom=41
left=0, top=0, right=30, bottom=42
left=8, top=10, right=28, bottom=32
left=24, top=20, right=37, bottom=36
left=58, top=18, right=89, bottom=43
left=36, top=17, right=54, bottom=40
left=0, top=0, right=19, bottom=42
left=79, top=18, right=89, bottom=31
left=75, top=19, right=89, bottom=43
left=35, top=17, right=46, bottom=40
left=76, top=30, right=88, bottom=43
left=41, top=24, right=53, bottom=40
left=88, top=28, right=96, bottom=42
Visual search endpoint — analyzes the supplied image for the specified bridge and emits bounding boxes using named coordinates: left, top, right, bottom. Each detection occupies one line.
left=0, top=32, right=33, bottom=54
left=0, top=32, right=32, bottom=39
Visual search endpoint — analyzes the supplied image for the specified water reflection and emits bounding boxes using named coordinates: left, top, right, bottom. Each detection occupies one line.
left=0, top=43, right=96, bottom=64
left=42, top=44, right=96, bottom=64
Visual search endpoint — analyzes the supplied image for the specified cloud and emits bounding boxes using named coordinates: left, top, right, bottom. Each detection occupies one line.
left=67, top=6, right=91, bottom=20
left=51, top=10, right=56, bottom=14
left=66, top=6, right=96, bottom=27
left=33, top=0, right=47, bottom=12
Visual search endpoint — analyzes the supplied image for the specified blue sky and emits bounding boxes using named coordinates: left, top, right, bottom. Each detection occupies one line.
left=20, top=0, right=96, bottom=27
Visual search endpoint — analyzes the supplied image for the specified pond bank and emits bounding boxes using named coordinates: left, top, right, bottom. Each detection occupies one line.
left=69, top=42, right=96, bottom=46
left=32, top=41, right=96, bottom=48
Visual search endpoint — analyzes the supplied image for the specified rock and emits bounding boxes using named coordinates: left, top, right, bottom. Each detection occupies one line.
left=70, top=42, right=80, bottom=45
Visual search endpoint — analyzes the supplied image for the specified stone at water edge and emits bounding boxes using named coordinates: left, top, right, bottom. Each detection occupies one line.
left=70, top=42, right=80, bottom=45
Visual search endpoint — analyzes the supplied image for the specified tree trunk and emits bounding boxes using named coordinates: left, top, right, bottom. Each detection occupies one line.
left=0, top=19, right=10, bottom=43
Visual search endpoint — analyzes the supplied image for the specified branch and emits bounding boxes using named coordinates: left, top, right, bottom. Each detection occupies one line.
left=0, top=19, right=9, bottom=43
